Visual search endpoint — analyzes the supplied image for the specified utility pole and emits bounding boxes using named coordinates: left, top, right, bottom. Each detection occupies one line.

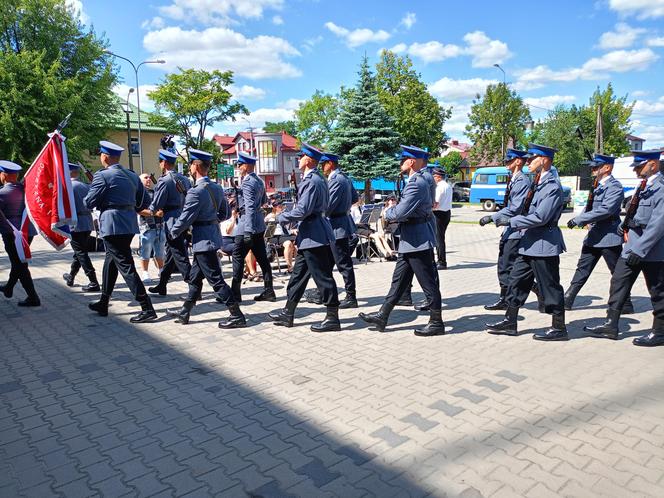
left=594, top=103, right=604, bottom=154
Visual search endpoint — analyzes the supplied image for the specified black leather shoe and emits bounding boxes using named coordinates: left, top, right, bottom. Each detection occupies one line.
left=633, top=332, right=664, bottom=347
left=311, top=307, right=341, bottom=332
left=89, top=298, right=109, bottom=316
left=484, top=298, right=508, bottom=311
left=338, top=295, right=358, bottom=309
left=148, top=285, right=166, bottom=296
left=130, top=310, right=158, bottom=323
left=254, top=288, right=277, bottom=302
left=533, top=328, right=569, bottom=341
left=167, top=303, right=192, bottom=324
left=414, top=310, right=445, bottom=336
left=621, top=300, right=635, bottom=315
left=395, top=295, right=413, bottom=307
left=81, top=282, right=100, bottom=293
left=584, top=308, right=620, bottom=339
left=17, top=296, right=41, bottom=307
left=436, top=262, right=447, bottom=270
left=219, top=304, right=247, bottom=329
left=563, top=289, right=579, bottom=311
left=358, top=303, right=392, bottom=332
left=62, top=273, right=74, bottom=287
left=414, top=299, right=430, bottom=312
left=304, top=289, right=323, bottom=305
left=0, top=284, right=13, bottom=299
left=270, top=301, right=296, bottom=327
left=486, top=307, right=518, bottom=336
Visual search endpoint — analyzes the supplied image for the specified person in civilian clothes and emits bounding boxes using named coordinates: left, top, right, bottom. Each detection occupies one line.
left=432, top=167, right=452, bottom=270
left=166, top=149, right=246, bottom=329
left=231, top=151, right=275, bottom=303
left=84, top=141, right=157, bottom=323
left=137, top=173, right=165, bottom=283
left=62, top=163, right=99, bottom=292
left=0, top=160, right=40, bottom=306
left=564, top=154, right=634, bottom=313
left=479, top=148, right=531, bottom=310
left=268, top=143, right=340, bottom=332
left=148, top=149, right=192, bottom=296
left=359, top=145, right=445, bottom=336
left=486, top=143, right=568, bottom=341
left=585, top=150, right=664, bottom=347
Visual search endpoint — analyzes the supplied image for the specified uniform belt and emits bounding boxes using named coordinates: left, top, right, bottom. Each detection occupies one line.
left=163, top=205, right=180, bottom=211
left=403, top=216, right=432, bottom=225
left=193, top=220, right=218, bottom=226
left=106, top=204, right=134, bottom=211
left=78, top=210, right=91, bottom=215
left=303, top=213, right=323, bottom=222
left=328, top=212, right=348, bottom=219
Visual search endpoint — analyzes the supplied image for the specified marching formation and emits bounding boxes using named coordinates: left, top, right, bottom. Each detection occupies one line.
left=1, top=139, right=664, bottom=347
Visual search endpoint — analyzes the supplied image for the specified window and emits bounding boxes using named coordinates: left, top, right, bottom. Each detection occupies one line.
left=258, top=140, right=278, bottom=174
left=475, top=174, right=489, bottom=184
left=130, top=138, right=139, bottom=156
left=495, top=174, right=509, bottom=184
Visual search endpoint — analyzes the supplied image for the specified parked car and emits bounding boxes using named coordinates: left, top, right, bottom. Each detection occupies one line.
left=451, top=181, right=471, bottom=202
left=470, top=166, right=572, bottom=211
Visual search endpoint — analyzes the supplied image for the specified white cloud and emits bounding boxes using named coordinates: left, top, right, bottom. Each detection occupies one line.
left=143, top=26, right=301, bottom=79
left=515, top=48, right=659, bottom=89
left=609, top=0, right=664, bottom=19
left=442, top=102, right=473, bottom=137
left=429, top=77, right=498, bottom=101
left=141, top=17, right=166, bottom=30
left=648, top=36, right=664, bottom=46
left=633, top=96, right=664, bottom=116
left=272, top=15, right=284, bottom=25
left=524, top=95, right=576, bottom=110
left=155, top=0, right=284, bottom=26
left=631, top=120, right=664, bottom=148
left=324, top=22, right=391, bottom=48
left=64, top=0, right=89, bottom=24
left=407, top=41, right=464, bottom=63
left=597, top=23, right=645, bottom=49
left=112, top=84, right=158, bottom=111
left=400, top=12, right=417, bottom=29
left=276, top=98, right=303, bottom=110
left=463, top=31, right=512, bottom=68
left=229, top=85, right=266, bottom=100
left=631, top=90, right=650, bottom=97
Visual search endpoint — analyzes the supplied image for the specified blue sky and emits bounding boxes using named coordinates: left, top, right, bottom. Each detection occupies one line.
left=72, top=0, right=664, bottom=147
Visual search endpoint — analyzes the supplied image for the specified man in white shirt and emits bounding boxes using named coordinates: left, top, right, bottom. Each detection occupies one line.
left=432, top=167, right=452, bottom=270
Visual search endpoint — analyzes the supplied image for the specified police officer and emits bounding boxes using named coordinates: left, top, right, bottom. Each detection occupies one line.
left=62, top=163, right=99, bottom=292
left=231, top=151, right=275, bottom=303
left=479, top=148, right=531, bottom=310
left=359, top=145, right=445, bottom=336
left=148, top=149, right=192, bottom=296
left=84, top=141, right=157, bottom=323
left=486, top=143, right=567, bottom=341
left=0, top=160, right=40, bottom=306
left=306, top=152, right=359, bottom=309
left=565, top=154, right=634, bottom=313
left=166, top=149, right=246, bottom=329
left=584, top=149, right=664, bottom=347
left=268, top=143, right=340, bottom=332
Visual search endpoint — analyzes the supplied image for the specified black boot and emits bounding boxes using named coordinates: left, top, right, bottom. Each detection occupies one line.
left=270, top=301, right=297, bottom=327
left=17, top=295, right=41, bottom=307
left=62, top=273, right=75, bottom=287
left=338, top=292, right=358, bottom=309
left=218, top=303, right=247, bottom=329
left=484, top=288, right=508, bottom=311
left=311, top=307, right=341, bottom=332
left=167, top=301, right=194, bottom=325
left=359, top=303, right=393, bottom=332
left=254, top=287, right=277, bottom=302
left=621, top=299, right=635, bottom=315
left=396, top=290, right=413, bottom=307
left=0, top=283, right=13, bottom=299
left=414, top=309, right=445, bottom=337
left=89, top=295, right=110, bottom=316
left=564, top=286, right=580, bottom=311
left=534, top=313, right=569, bottom=341
left=130, top=298, right=157, bottom=323
left=81, top=273, right=100, bottom=293
left=148, top=274, right=167, bottom=296
left=414, top=299, right=430, bottom=312
left=486, top=306, right=519, bottom=336
left=633, top=318, right=664, bottom=347
left=584, top=308, right=620, bottom=340
left=305, top=288, right=323, bottom=305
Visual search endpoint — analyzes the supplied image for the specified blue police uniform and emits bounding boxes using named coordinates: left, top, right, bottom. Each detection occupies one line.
left=0, top=160, right=39, bottom=305
left=63, top=163, right=98, bottom=290
left=231, top=154, right=274, bottom=303
left=147, top=151, right=193, bottom=295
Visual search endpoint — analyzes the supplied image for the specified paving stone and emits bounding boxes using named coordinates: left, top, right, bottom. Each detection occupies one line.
left=38, top=371, right=64, bottom=383
left=369, top=426, right=410, bottom=448
left=294, top=457, right=341, bottom=488
left=496, top=370, right=527, bottom=383
left=475, top=379, right=509, bottom=393
left=249, top=479, right=297, bottom=498
left=0, top=381, right=23, bottom=394
left=77, top=363, right=102, bottom=374
left=429, top=399, right=465, bottom=417
left=452, top=388, right=489, bottom=404
left=400, top=413, right=439, bottom=432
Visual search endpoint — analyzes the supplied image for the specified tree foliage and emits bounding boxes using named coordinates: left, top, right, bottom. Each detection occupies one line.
left=293, top=90, right=340, bottom=147
left=465, top=83, right=531, bottom=166
left=263, top=120, right=297, bottom=136
left=375, top=50, right=451, bottom=153
left=0, top=0, right=117, bottom=165
left=148, top=68, right=248, bottom=151
left=328, top=57, right=399, bottom=200
left=433, top=151, right=464, bottom=178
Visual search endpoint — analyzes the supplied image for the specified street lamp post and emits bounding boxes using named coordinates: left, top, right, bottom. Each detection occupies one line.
left=104, top=50, right=165, bottom=174
left=122, top=88, right=135, bottom=171
left=493, top=64, right=507, bottom=166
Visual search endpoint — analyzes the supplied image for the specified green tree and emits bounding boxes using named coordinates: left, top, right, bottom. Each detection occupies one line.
left=375, top=50, right=451, bottom=153
left=263, top=120, right=297, bottom=136
left=433, top=151, right=464, bottom=178
left=529, top=105, right=587, bottom=175
left=293, top=90, right=340, bottom=147
left=328, top=57, right=399, bottom=201
left=0, top=0, right=117, bottom=165
left=465, top=83, right=531, bottom=166
left=148, top=68, right=248, bottom=151
left=581, top=84, right=633, bottom=156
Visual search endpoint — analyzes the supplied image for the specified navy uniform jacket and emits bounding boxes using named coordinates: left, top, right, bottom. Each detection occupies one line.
left=171, top=177, right=230, bottom=253
left=622, top=174, right=664, bottom=262
left=236, top=172, right=267, bottom=235
left=84, top=164, right=148, bottom=238
left=422, top=169, right=437, bottom=235
left=573, top=175, right=624, bottom=248
left=71, top=179, right=93, bottom=232
left=0, top=183, right=37, bottom=237
left=510, top=171, right=566, bottom=257
left=149, top=171, right=191, bottom=231
left=277, top=169, right=335, bottom=250
left=491, top=172, right=531, bottom=240
left=384, top=169, right=435, bottom=253
left=326, top=169, right=358, bottom=240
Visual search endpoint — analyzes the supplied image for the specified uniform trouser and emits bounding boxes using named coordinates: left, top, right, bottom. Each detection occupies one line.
left=330, top=237, right=356, bottom=294
left=433, top=210, right=451, bottom=264
left=159, top=231, right=191, bottom=283
left=386, top=249, right=442, bottom=310
left=506, top=254, right=564, bottom=314
left=608, top=258, right=664, bottom=319
left=569, top=244, right=621, bottom=291
left=102, top=234, right=148, bottom=303
left=1, top=233, right=38, bottom=298
left=398, top=248, right=440, bottom=300
left=69, top=231, right=96, bottom=279
left=497, top=238, right=521, bottom=291
left=231, top=232, right=273, bottom=300
left=187, top=250, right=236, bottom=306
left=286, top=246, right=339, bottom=307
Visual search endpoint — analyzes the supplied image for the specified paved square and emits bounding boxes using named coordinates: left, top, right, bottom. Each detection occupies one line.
left=1, top=219, right=663, bottom=497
